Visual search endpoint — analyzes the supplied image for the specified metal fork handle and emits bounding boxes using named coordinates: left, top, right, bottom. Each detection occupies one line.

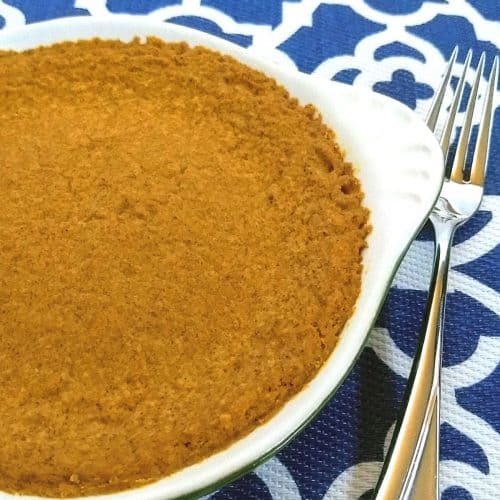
left=372, top=218, right=455, bottom=500
left=412, top=397, right=440, bottom=498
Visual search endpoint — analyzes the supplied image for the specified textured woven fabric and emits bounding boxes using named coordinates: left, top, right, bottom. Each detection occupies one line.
left=0, top=1, right=498, bottom=499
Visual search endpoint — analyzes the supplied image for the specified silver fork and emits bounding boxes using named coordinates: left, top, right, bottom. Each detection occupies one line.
left=373, top=49, right=499, bottom=500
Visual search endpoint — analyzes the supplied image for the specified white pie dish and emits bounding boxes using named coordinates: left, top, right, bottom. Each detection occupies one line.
left=0, top=16, right=444, bottom=500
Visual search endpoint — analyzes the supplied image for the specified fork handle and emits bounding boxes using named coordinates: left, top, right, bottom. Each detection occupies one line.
left=372, top=219, right=455, bottom=500
left=412, top=396, right=439, bottom=498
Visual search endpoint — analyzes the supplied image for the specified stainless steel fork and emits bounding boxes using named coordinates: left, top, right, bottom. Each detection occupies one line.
left=373, top=50, right=499, bottom=500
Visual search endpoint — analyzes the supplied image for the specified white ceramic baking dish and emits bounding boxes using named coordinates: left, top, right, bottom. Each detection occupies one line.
left=0, top=16, right=444, bottom=500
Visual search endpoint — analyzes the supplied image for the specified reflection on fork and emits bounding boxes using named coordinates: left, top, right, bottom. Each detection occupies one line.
left=373, top=48, right=499, bottom=500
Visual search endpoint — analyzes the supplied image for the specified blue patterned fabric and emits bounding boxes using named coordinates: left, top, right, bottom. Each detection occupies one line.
left=0, top=1, right=498, bottom=498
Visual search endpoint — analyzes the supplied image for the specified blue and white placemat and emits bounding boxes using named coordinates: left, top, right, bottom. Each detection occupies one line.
left=1, top=1, right=498, bottom=499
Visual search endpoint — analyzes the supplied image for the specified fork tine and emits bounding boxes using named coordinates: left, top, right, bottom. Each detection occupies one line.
left=426, top=46, right=458, bottom=131
left=450, top=52, right=485, bottom=182
left=439, top=50, right=472, bottom=156
left=470, top=55, right=499, bottom=186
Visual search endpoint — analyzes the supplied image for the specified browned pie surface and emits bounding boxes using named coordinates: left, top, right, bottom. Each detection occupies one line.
left=0, top=38, right=369, bottom=497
